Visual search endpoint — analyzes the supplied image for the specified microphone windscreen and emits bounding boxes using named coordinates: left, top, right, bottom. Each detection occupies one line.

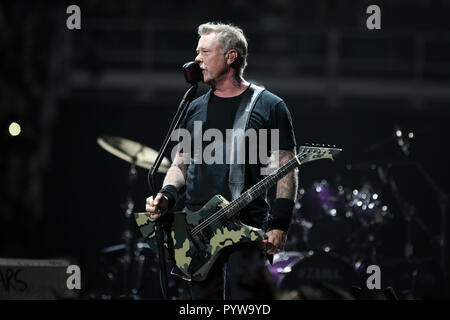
left=183, top=61, right=203, bottom=84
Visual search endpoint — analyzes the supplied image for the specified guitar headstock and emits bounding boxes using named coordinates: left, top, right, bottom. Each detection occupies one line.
left=296, top=143, right=342, bottom=164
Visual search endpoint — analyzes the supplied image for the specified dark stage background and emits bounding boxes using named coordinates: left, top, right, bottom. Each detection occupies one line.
left=1, top=0, right=449, bottom=300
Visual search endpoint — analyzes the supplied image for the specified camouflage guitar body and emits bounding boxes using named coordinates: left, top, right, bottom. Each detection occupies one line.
left=135, top=145, right=342, bottom=282
left=135, top=195, right=265, bottom=281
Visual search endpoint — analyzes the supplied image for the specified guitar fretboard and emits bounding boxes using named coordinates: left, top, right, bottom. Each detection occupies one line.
left=222, top=156, right=300, bottom=218
left=190, top=146, right=341, bottom=236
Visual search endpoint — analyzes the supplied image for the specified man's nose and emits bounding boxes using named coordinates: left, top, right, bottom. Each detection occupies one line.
left=195, top=54, right=202, bottom=63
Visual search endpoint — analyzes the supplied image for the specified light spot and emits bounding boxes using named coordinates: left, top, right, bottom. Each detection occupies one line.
left=9, top=122, right=21, bottom=136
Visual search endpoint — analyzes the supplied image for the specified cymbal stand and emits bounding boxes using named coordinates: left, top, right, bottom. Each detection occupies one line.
left=393, top=125, right=447, bottom=296
left=413, top=161, right=449, bottom=297
left=119, top=159, right=141, bottom=298
left=376, top=165, right=432, bottom=258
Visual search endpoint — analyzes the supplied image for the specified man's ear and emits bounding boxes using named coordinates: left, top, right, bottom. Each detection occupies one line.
left=226, top=50, right=238, bottom=65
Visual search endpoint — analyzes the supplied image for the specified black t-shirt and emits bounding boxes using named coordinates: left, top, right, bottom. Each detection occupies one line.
left=177, top=86, right=296, bottom=229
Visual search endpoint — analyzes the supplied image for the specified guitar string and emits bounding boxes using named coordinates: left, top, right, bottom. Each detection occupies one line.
left=205, top=172, right=282, bottom=233
left=191, top=147, right=337, bottom=236
left=189, top=151, right=311, bottom=236
left=191, top=160, right=294, bottom=236
left=197, top=158, right=300, bottom=234
left=191, top=154, right=303, bottom=236
left=190, top=155, right=298, bottom=235
left=190, top=147, right=336, bottom=236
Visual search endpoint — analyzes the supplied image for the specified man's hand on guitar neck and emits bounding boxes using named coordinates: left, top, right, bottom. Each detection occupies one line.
left=145, top=193, right=169, bottom=220
left=262, top=229, right=287, bottom=254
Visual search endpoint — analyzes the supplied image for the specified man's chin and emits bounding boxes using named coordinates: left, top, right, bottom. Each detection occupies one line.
left=202, top=70, right=214, bottom=84
left=202, top=76, right=212, bottom=84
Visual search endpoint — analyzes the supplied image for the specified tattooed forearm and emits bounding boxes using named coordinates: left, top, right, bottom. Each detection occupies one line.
left=162, top=152, right=188, bottom=190
left=270, top=149, right=298, bottom=201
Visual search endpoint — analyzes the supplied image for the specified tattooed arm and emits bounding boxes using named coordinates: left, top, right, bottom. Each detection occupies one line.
left=162, top=152, right=188, bottom=190
left=275, top=149, right=299, bottom=201
left=263, top=148, right=299, bottom=254
left=145, top=152, right=188, bottom=219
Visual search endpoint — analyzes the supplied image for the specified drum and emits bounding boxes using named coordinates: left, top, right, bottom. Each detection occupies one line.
left=288, top=180, right=356, bottom=253
left=97, top=242, right=190, bottom=299
left=266, top=251, right=304, bottom=287
left=345, top=183, right=392, bottom=228
left=278, top=252, right=362, bottom=298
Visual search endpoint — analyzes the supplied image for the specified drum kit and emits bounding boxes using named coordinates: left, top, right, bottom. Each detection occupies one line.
left=270, top=178, right=395, bottom=298
left=272, top=173, right=443, bottom=299
left=271, top=126, right=448, bottom=299
left=93, top=135, right=443, bottom=300
left=286, top=179, right=393, bottom=256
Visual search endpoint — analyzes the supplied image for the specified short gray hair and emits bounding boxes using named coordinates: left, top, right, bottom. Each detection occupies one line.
left=198, top=22, right=248, bottom=77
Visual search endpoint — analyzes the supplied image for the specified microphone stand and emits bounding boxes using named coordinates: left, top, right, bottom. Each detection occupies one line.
left=147, top=84, right=198, bottom=299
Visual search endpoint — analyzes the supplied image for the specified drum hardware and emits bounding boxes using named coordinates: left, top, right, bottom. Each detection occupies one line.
left=97, top=241, right=189, bottom=300
left=405, top=161, right=448, bottom=297
left=270, top=251, right=362, bottom=299
left=96, top=136, right=172, bottom=299
left=344, top=157, right=446, bottom=298
left=372, top=160, right=447, bottom=297
left=266, top=251, right=304, bottom=287
left=288, top=180, right=370, bottom=256
left=283, top=177, right=412, bottom=297
left=279, top=124, right=447, bottom=298
left=364, top=125, right=448, bottom=296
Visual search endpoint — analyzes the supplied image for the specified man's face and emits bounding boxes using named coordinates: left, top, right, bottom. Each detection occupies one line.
left=195, top=32, right=228, bottom=83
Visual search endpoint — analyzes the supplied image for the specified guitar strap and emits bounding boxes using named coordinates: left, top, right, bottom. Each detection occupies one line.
left=228, top=83, right=265, bottom=201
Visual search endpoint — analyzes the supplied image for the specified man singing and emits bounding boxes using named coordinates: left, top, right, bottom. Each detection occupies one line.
left=146, top=22, right=298, bottom=299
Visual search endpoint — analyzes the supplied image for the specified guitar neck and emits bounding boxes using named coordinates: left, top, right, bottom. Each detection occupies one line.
left=223, top=156, right=300, bottom=218
left=209, top=145, right=341, bottom=221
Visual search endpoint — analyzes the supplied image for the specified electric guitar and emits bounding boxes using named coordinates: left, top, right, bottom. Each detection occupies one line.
left=135, top=145, right=342, bottom=281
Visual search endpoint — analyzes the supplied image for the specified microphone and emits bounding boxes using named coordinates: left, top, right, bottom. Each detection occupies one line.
left=183, top=61, right=203, bottom=85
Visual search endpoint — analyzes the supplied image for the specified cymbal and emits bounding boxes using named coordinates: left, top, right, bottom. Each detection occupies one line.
left=97, top=136, right=171, bottom=173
